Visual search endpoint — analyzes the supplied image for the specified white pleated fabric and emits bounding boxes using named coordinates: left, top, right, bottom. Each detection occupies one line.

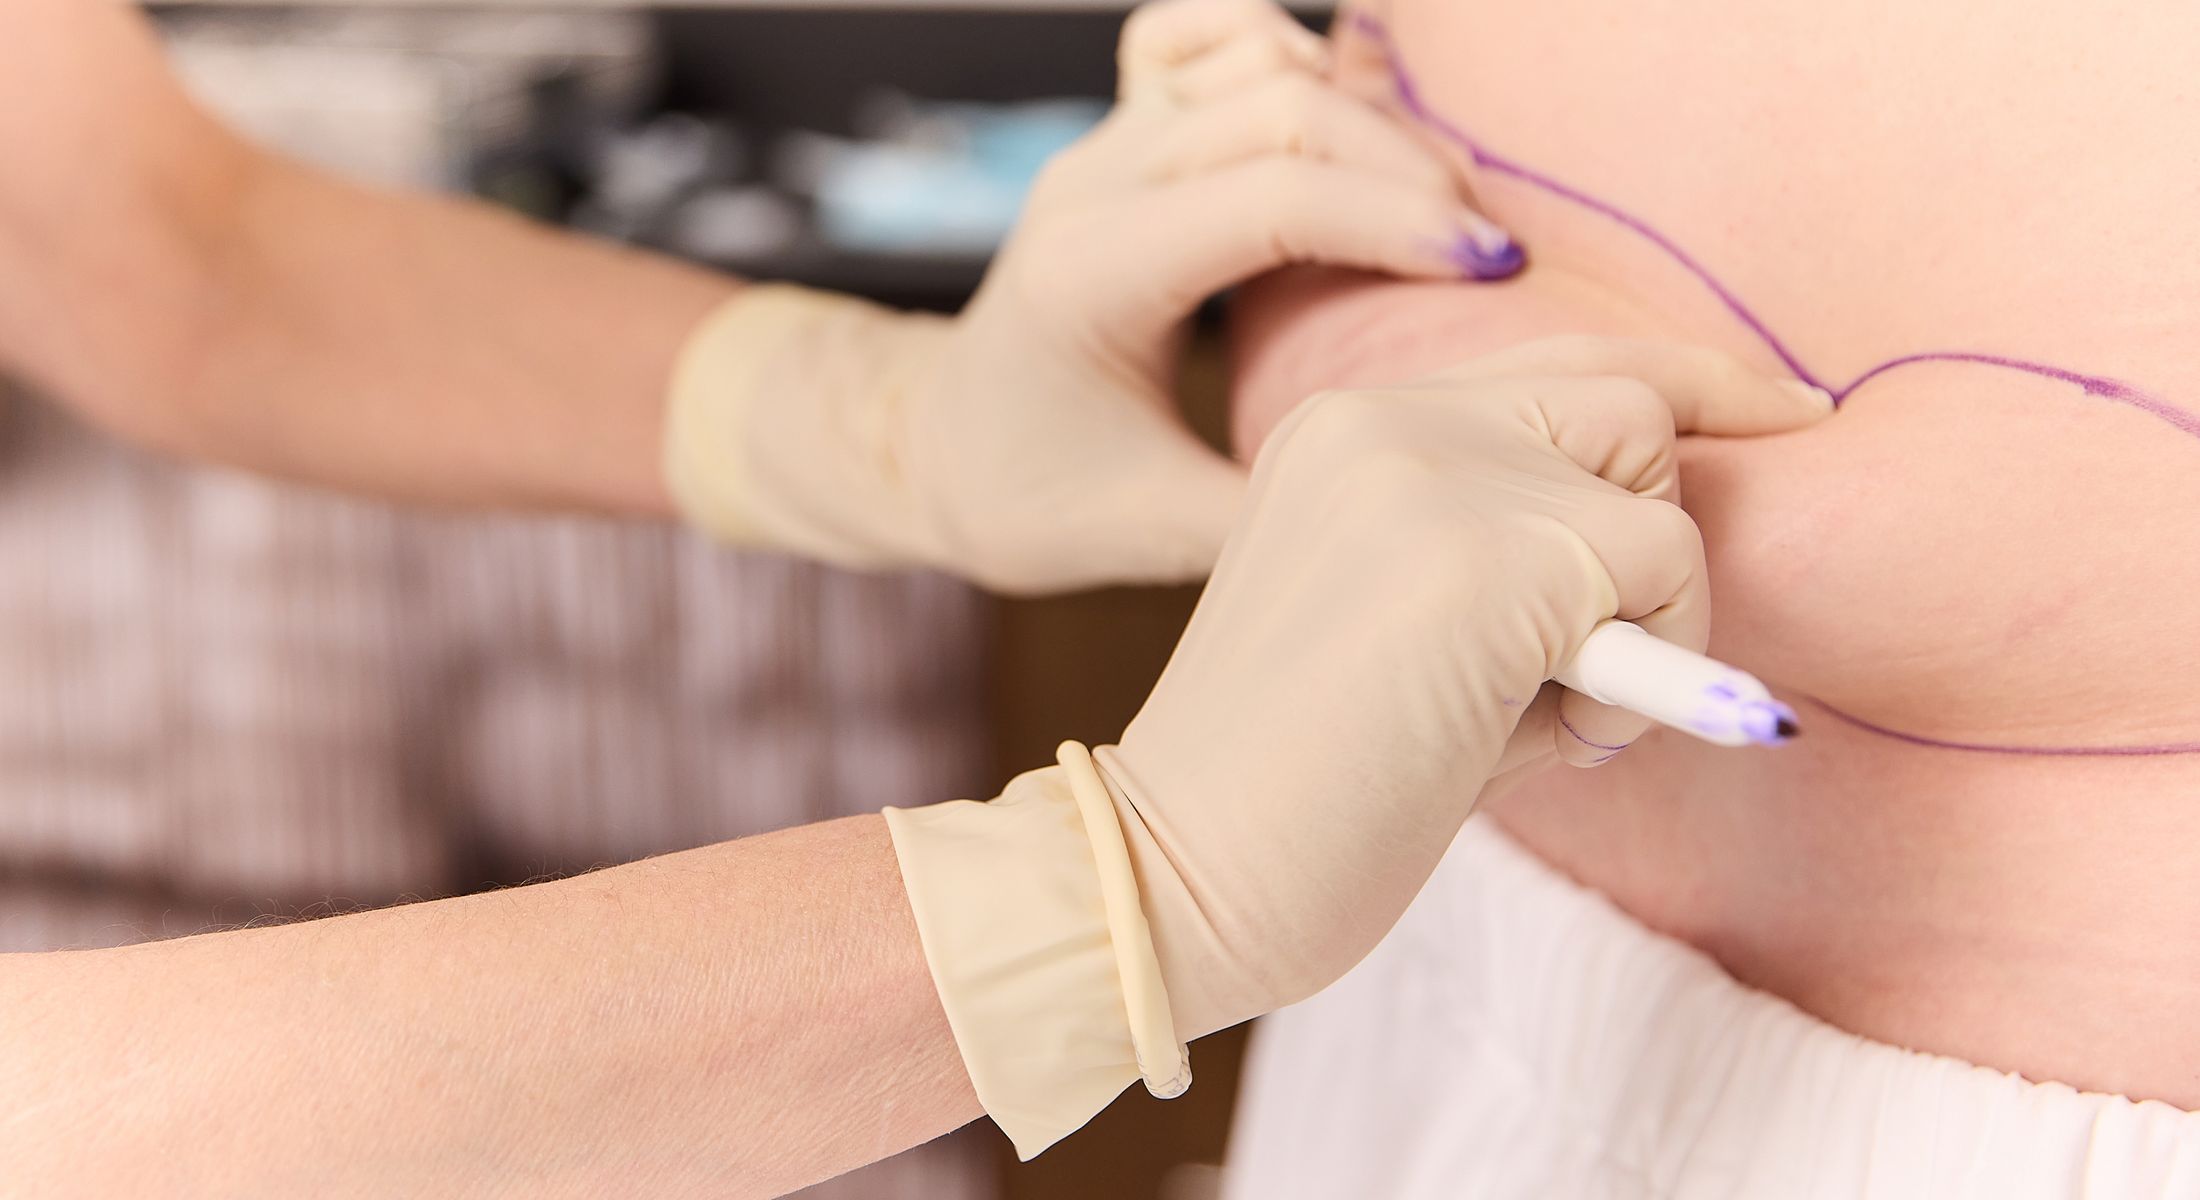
left=1224, top=817, right=2200, bottom=1199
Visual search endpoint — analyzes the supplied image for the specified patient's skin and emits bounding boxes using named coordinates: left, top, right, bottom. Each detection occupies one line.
left=1234, top=2, right=2200, bottom=1104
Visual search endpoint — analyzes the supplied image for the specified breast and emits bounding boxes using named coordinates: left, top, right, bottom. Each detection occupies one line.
left=1314, top=0, right=2200, bottom=1105
left=1352, top=0, right=2200, bottom=749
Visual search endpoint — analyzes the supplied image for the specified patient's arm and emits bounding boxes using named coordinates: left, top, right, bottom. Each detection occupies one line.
left=0, top=0, right=733, bottom=515
left=1230, top=269, right=1648, bottom=451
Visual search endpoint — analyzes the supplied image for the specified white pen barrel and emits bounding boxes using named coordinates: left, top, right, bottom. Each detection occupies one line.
left=1554, top=621, right=1788, bottom=748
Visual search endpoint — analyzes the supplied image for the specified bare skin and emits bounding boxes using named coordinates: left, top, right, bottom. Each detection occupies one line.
left=1233, top=1, right=2200, bottom=1105
left=0, top=815, right=981, bottom=1199
left=0, top=0, right=734, bottom=515
left=0, top=7, right=954, bottom=1191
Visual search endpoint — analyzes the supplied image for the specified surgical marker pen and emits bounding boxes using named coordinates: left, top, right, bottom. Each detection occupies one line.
left=1555, top=620, right=1799, bottom=749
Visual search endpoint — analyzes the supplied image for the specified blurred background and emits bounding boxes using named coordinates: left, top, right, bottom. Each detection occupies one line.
left=1, top=1, right=1328, bottom=1196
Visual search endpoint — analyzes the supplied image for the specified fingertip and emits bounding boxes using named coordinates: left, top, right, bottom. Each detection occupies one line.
left=1447, top=229, right=1527, bottom=281
left=1780, top=379, right=1837, bottom=420
left=1554, top=701, right=1645, bottom=768
left=1447, top=210, right=1523, bottom=276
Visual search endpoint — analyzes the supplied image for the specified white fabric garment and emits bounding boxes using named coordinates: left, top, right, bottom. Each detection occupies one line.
left=1223, top=816, right=2200, bottom=1199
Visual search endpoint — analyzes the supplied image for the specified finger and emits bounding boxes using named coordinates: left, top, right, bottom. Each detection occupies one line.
left=1427, top=335, right=1835, bottom=436
left=1082, top=159, right=1503, bottom=345
left=1143, top=72, right=1462, bottom=197
left=1552, top=692, right=1648, bottom=768
left=1159, top=28, right=1325, bottom=105
left=1326, top=7, right=1405, bottom=110
left=1488, top=684, right=1564, bottom=779
left=1512, top=373, right=1683, bottom=502
left=1549, top=494, right=1710, bottom=765
left=1119, top=0, right=1325, bottom=100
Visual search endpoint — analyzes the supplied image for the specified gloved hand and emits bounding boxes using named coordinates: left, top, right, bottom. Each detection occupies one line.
left=664, top=0, right=1516, bottom=594
left=885, top=338, right=1830, bottom=1155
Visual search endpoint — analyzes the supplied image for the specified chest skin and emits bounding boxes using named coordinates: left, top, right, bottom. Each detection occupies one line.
left=1231, top=0, right=2200, bottom=1104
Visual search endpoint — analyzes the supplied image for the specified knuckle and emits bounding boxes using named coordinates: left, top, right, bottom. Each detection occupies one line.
left=1304, top=411, right=1452, bottom=514
left=1280, top=388, right=1396, bottom=454
left=1575, top=374, right=1675, bottom=438
left=1117, top=0, right=1176, bottom=48
left=1242, top=159, right=1316, bottom=248
left=1118, top=0, right=1193, bottom=69
left=1266, top=75, right=1326, bottom=150
left=1635, top=498, right=1707, bottom=561
left=1120, top=0, right=1245, bottom=55
left=1689, top=343, right=1742, bottom=385
left=1682, top=339, right=1753, bottom=388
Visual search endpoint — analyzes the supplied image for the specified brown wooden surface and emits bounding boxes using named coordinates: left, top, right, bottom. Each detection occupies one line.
left=987, top=335, right=1246, bottom=1200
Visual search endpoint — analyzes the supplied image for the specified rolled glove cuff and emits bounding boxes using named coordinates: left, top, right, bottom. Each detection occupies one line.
left=662, top=283, right=951, bottom=569
left=884, top=741, right=1189, bottom=1160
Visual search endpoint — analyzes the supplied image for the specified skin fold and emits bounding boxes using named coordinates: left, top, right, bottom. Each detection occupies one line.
left=1232, top=0, right=2200, bottom=1104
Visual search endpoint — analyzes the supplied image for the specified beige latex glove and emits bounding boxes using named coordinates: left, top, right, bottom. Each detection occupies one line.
left=665, top=0, right=1516, bottom=594
left=886, top=338, right=1831, bottom=1156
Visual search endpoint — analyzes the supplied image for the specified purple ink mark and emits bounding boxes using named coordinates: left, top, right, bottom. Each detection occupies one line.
left=1356, top=13, right=2200, bottom=758
left=1352, top=13, right=2200, bottom=439
left=1807, top=698, right=2200, bottom=757
left=1560, top=712, right=1630, bottom=752
left=1836, top=352, right=2200, bottom=437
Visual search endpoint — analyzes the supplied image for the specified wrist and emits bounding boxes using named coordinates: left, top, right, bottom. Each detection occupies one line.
left=883, top=743, right=1187, bottom=1159
left=664, top=284, right=956, bottom=569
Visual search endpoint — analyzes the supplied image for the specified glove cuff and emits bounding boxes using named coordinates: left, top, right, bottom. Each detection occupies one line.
left=884, top=741, right=1188, bottom=1160
left=663, top=283, right=951, bottom=569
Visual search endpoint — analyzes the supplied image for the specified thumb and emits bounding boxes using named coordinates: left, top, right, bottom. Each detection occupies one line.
left=1101, top=441, right=1250, bottom=585
left=1429, top=336, right=1834, bottom=436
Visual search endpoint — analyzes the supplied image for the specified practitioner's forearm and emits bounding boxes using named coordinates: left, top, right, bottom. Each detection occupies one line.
left=177, top=156, right=737, bottom=514
left=0, top=815, right=980, bottom=1199
left=0, top=0, right=736, bottom=516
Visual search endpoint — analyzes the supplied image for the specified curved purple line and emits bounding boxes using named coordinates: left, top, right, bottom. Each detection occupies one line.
left=1353, top=13, right=2200, bottom=758
left=1806, top=698, right=2200, bottom=758
left=1352, top=13, right=2200, bottom=438
left=1559, top=713, right=1630, bottom=753
left=1831, top=352, right=2200, bottom=437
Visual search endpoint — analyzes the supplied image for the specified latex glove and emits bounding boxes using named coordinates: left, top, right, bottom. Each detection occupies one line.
left=885, top=338, right=1830, bottom=1155
left=664, top=0, right=1516, bottom=594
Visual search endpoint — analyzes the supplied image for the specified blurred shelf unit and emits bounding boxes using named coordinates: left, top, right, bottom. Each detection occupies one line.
left=151, top=1, right=1330, bottom=308
left=154, top=0, right=1335, bottom=12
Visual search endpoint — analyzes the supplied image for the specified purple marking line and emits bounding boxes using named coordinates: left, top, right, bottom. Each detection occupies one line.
left=1559, top=713, right=1630, bottom=753
left=1352, top=12, right=2200, bottom=758
left=1353, top=13, right=2200, bottom=439
left=1806, top=698, right=2200, bottom=758
left=1355, top=12, right=1823, bottom=389
left=1831, top=352, right=2200, bottom=438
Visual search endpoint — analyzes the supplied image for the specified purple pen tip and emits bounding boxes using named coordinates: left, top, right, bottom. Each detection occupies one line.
left=1740, top=700, right=1801, bottom=747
